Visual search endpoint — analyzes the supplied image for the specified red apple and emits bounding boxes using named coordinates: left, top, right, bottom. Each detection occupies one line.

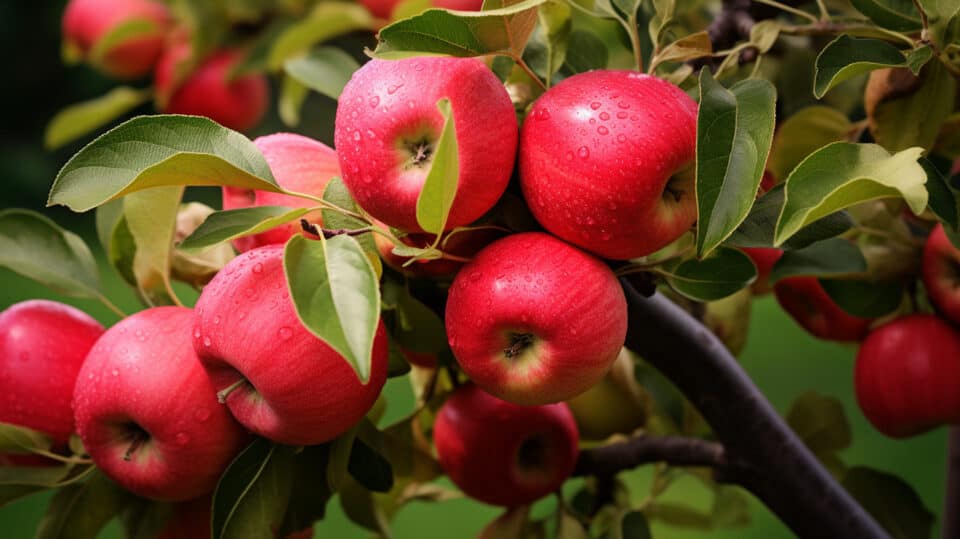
left=402, top=349, right=438, bottom=369
left=758, top=170, right=777, bottom=195
left=433, top=384, right=579, bottom=507
left=193, top=245, right=389, bottom=446
left=855, top=314, right=960, bottom=438
left=0, top=300, right=104, bottom=460
left=62, top=0, right=170, bottom=79
left=155, top=44, right=269, bottom=132
left=519, top=71, right=698, bottom=260
left=922, top=223, right=960, bottom=325
left=743, top=247, right=783, bottom=295
left=155, top=495, right=313, bottom=539
left=359, top=0, right=482, bottom=19
left=445, top=232, right=627, bottom=405
left=335, top=56, right=517, bottom=233
left=773, top=277, right=873, bottom=342
left=73, top=307, right=247, bottom=501
left=373, top=221, right=503, bottom=278
left=220, top=133, right=340, bottom=252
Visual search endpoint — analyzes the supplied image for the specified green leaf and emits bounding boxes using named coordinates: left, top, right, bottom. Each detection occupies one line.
left=48, top=115, right=281, bottom=213
left=843, top=466, right=934, bottom=539
left=348, top=436, right=395, bottom=493
left=44, top=87, right=150, bottom=150
left=906, top=46, right=934, bottom=74
left=212, top=439, right=296, bottom=539
left=769, top=238, right=867, bottom=282
left=278, top=444, right=333, bottom=537
left=849, top=0, right=922, bottom=31
left=267, top=3, right=373, bottom=70
left=870, top=60, right=956, bottom=152
left=786, top=391, right=851, bottom=475
left=768, top=106, right=852, bottom=183
left=35, top=472, right=129, bottom=539
left=373, top=0, right=546, bottom=59
left=180, top=206, right=311, bottom=252
left=0, top=423, right=53, bottom=455
left=917, top=0, right=960, bottom=47
left=0, top=209, right=102, bottom=299
left=322, top=178, right=382, bottom=279
left=0, top=463, right=93, bottom=489
left=560, top=30, right=608, bottom=74
left=726, top=186, right=854, bottom=249
left=284, top=47, right=360, bottom=100
left=284, top=234, right=381, bottom=383
left=695, top=70, right=777, bottom=257
left=615, top=511, right=652, bottom=539
left=382, top=279, right=448, bottom=354
left=124, top=187, right=184, bottom=306
left=416, top=98, right=460, bottom=235
left=820, top=279, right=904, bottom=317
left=662, top=247, right=757, bottom=301
left=774, top=143, right=927, bottom=246
left=651, top=31, right=712, bottom=68
left=279, top=74, right=309, bottom=127
left=478, top=505, right=530, bottom=539
left=924, top=158, right=960, bottom=231
left=119, top=499, right=174, bottom=539
left=648, top=0, right=675, bottom=46
left=524, top=1, right=572, bottom=83
left=339, top=477, right=394, bottom=537
left=89, top=19, right=163, bottom=66
left=814, top=35, right=907, bottom=99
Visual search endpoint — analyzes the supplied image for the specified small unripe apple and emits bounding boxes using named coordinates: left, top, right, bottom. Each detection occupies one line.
left=155, top=44, right=269, bottom=132
left=372, top=221, right=502, bottom=278
left=335, top=56, right=517, bottom=233
left=433, top=384, right=579, bottom=507
left=359, top=0, right=483, bottom=19
left=73, top=307, right=248, bottom=501
left=703, top=288, right=753, bottom=356
left=220, top=133, right=340, bottom=252
left=0, top=301, right=104, bottom=453
left=62, top=0, right=170, bottom=79
left=773, top=277, right=873, bottom=342
left=446, top=232, right=628, bottom=405
left=566, top=349, right=647, bottom=440
left=172, top=202, right=236, bottom=287
left=194, top=245, right=389, bottom=446
left=742, top=247, right=782, bottom=295
left=520, top=70, right=698, bottom=260
left=922, top=223, right=960, bottom=325
left=855, top=314, right=960, bottom=438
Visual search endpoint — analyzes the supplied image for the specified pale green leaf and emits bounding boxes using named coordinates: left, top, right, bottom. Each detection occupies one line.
left=124, top=187, right=184, bottom=306
left=283, top=46, right=360, bottom=100
left=44, top=87, right=150, bottom=150
left=179, top=206, right=311, bottom=253
left=415, top=98, right=460, bottom=234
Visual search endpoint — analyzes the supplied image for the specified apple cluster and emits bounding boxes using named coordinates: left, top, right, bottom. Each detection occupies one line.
left=61, top=0, right=268, bottom=131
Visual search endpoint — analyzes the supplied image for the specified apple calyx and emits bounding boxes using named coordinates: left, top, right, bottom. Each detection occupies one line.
left=121, top=423, right=150, bottom=462
left=503, top=332, right=536, bottom=360
left=662, top=164, right=695, bottom=205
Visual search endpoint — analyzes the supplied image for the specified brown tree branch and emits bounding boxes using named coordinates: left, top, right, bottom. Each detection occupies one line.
left=574, top=435, right=728, bottom=477
left=942, top=427, right=960, bottom=539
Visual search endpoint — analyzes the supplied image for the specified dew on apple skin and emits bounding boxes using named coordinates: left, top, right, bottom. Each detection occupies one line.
left=616, top=134, right=627, bottom=143
left=278, top=327, right=293, bottom=340
left=353, top=131, right=361, bottom=141
left=111, top=369, right=119, bottom=377
left=534, top=108, right=550, bottom=121
left=202, top=336, right=212, bottom=347
left=577, top=146, right=590, bottom=159
left=599, top=112, right=610, bottom=121
left=369, top=96, right=380, bottom=108
left=597, top=126, right=609, bottom=135
left=213, top=316, right=221, bottom=325
left=590, top=102, right=601, bottom=110
left=194, top=408, right=211, bottom=423
left=175, top=432, right=190, bottom=446
left=387, top=84, right=403, bottom=94
left=617, top=111, right=629, bottom=119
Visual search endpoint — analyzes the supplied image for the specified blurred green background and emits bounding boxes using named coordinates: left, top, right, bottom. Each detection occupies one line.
left=0, top=2, right=949, bottom=538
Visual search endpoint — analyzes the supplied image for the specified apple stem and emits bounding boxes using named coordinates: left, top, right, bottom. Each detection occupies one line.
left=217, top=379, right=250, bottom=404
left=123, top=431, right=147, bottom=462
left=503, top=333, right=535, bottom=359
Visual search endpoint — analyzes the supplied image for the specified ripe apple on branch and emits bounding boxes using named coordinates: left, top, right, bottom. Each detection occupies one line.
left=3, top=0, right=960, bottom=537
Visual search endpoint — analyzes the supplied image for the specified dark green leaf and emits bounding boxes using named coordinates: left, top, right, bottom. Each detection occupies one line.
left=278, top=444, right=333, bottom=537
left=774, top=143, right=926, bottom=246
left=924, top=158, right=960, bottom=231
left=767, top=106, right=851, bottom=183
left=179, top=206, right=310, bottom=252
left=284, top=234, right=381, bottom=383
left=35, top=472, right=129, bottom=539
left=769, top=238, right=867, bottom=282
left=849, top=0, right=922, bottom=31
left=525, top=1, right=571, bottom=83
left=617, top=511, right=652, bottom=539
left=695, top=69, right=777, bottom=256
left=373, top=0, right=545, bottom=59
left=786, top=391, right=851, bottom=476
left=212, top=438, right=296, bottom=539
left=348, top=437, right=395, bottom=493
left=120, top=499, right=174, bottom=539
left=814, top=35, right=907, bottom=99
left=560, top=31, right=608, bottom=75
left=0, top=209, right=102, bottom=299
left=284, top=47, right=360, bottom=100
left=843, top=466, right=934, bottom=539
left=339, top=477, right=393, bottom=537
left=662, top=247, right=757, bottom=301
left=48, top=115, right=281, bottom=213
left=382, top=279, right=448, bottom=354
left=44, top=87, right=150, bottom=150
left=416, top=98, right=460, bottom=234
left=726, top=186, right=854, bottom=249
left=820, top=278, right=904, bottom=317
left=0, top=423, right=53, bottom=455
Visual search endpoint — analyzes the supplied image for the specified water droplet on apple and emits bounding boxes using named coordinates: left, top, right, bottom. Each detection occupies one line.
left=213, top=316, right=221, bottom=325
left=278, top=327, right=293, bottom=340
left=616, top=134, right=627, bottom=143
left=564, top=151, right=574, bottom=161
left=597, top=126, right=609, bottom=135
left=369, top=96, right=380, bottom=108
left=535, top=108, right=550, bottom=121
left=387, top=84, right=403, bottom=94
left=111, top=369, right=119, bottom=377
left=366, top=129, right=376, bottom=139
left=175, top=432, right=190, bottom=445
left=577, top=146, right=590, bottom=159
left=590, top=102, right=601, bottom=110
left=617, top=111, right=629, bottom=119
left=599, top=112, right=610, bottom=121
left=618, top=101, right=630, bottom=109
left=414, top=63, right=424, bottom=71
left=194, top=408, right=211, bottom=422
left=252, top=263, right=263, bottom=274
left=202, top=336, right=212, bottom=347
left=353, top=131, right=361, bottom=141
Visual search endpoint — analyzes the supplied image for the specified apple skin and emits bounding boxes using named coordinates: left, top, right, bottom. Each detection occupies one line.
left=922, top=223, right=960, bottom=325
left=373, top=221, right=503, bottom=278
left=62, top=0, right=170, bottom=79
left=155, top=44, right=269, bottom=132
left=335, top=56, right=517, bottom=233
left=155, top=495, right=313, bottom=539
left=855, top=314, right=960, bottom=438
left=433, top=384, right=579, bottom=507
left=220, top=133, right=341, bottom=252
left=73, top=307, right=248, bottom=501
left=0, top=301, right=104, bottom=458
left=743, top=247, right=783, bottom=295
left=519, top=71, right=698, bottom=260
left=402, top=349, right=438, bottom=369
left=359, top=0, right=482, bottom=19
left=193, top=245, right=389, bottom=446
left=445, top=232, right=628, bottom=405
left=565, top=349, right=646, bottom=441
left=773, top=277, right=873, bottom=342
